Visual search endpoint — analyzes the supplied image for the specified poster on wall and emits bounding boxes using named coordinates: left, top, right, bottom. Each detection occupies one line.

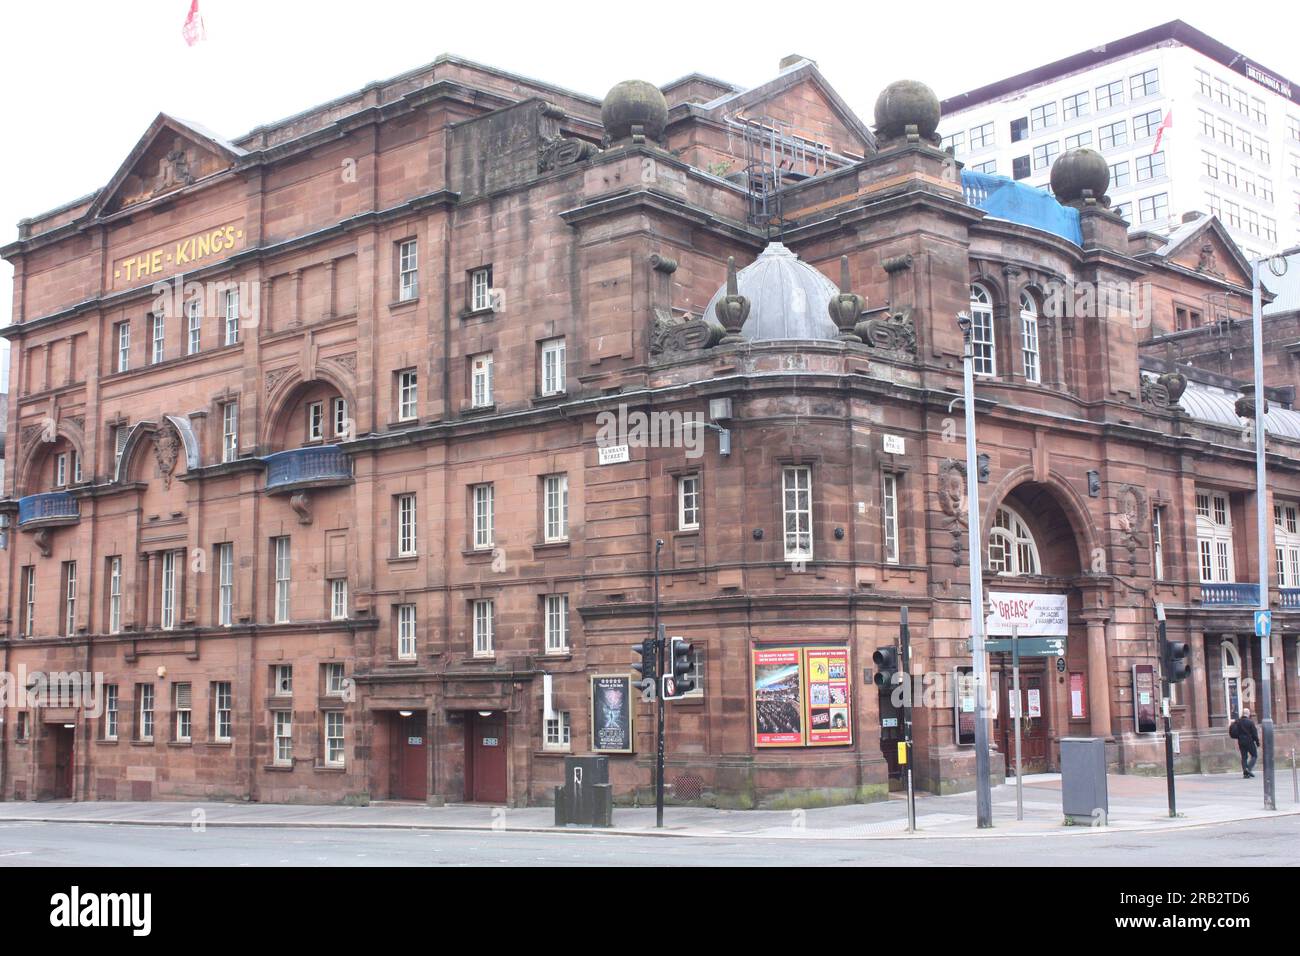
left=590, top=674, right=634, bottom=753
left=752, top=648, right=806, bottom=747
left=804, top=646, right=853, bottom=746
left=1069, top=672, right=1088, bottom=720
left=954, top=666, right=976, bottom=745
left=1133, top=664, right=1158, bottom=734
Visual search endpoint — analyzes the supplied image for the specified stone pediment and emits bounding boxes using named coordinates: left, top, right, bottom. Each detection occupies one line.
left=1162, top=216, right=1252, bottom=287
left=91, top=113, right=243, bottom=217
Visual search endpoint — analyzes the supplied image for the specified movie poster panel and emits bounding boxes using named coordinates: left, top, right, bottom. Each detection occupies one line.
left=752, top=648, right=805, bottom=747
left=590, top=674, right=634, bottom=753
left=804, top=646, right=853, bottom=745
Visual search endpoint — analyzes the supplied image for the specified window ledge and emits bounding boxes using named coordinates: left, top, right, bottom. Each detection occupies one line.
left=313, top=764, right=347, bottom=773
left=131, top=740, right=156, bottom=747
left=531, top=392, right=568, bottom=406
left=533, top=540, right=571, bottom=555
left=167, top=741, right=193, bottom=748
left=97, top=739, right=120, bottom=746
left=460, top=307, right=496, bottom=321
left=387, top=659, right=420, bottom=667
left=461, top=547, right=496, bottom=560
left=263, top=763, right=296, bottom=772
left=389, top=297, right=420, bottom=310
left=542, top=651, right=572, bottom=661
left=536, top=749, right=572, bottom=757
left=461, top=403, right=497, bottom=416
left=205, top=740, right=234, bottom=749
left=388, top=554, right=419, bottom=566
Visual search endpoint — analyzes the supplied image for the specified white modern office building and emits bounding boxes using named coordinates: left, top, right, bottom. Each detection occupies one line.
left=940, top=20, right=1300, bottom=260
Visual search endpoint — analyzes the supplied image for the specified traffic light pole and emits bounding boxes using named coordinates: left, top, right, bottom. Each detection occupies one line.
left=901, top=606, right=916, bottom=832
left=653, top=540, right=665, bottom=828
left=1156, top=604, right=1176, bottom=818
left=959, top=313, right=994, bottom=829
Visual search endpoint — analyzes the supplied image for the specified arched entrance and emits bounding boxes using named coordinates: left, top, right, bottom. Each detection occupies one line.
left=981, top=479, right=1091, bottom=774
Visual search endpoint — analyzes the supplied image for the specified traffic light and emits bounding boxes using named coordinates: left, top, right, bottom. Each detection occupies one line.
left=663, top=637, right=696, bottom=700
left=873, top=646, right=900, bottom=692
left=1163, top=639, right=1190, bottom=684
left=632, top=638, right=658, bottom=695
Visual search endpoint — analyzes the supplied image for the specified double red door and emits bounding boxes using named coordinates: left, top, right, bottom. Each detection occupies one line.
left=994, top=665, right=1050, bottom=773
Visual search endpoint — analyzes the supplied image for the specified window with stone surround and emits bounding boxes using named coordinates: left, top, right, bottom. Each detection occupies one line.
left=968, top=284, right=996, bottom=377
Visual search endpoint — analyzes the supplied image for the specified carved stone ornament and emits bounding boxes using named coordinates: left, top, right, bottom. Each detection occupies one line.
left=32, top=528, right=52, bottom=559
left=153, top=423, right=181, bottom=490
left=152, top=137, right=195, bottom=196
left=1116, top=484, right=1145, bottom=573
left=1196, top=242, right=1224, bottom=279
left=1141, top=371, right=1187, bottom=409
left=855, top=305, right=917, bottom=353
left=264, top=366, right=294, bottom=396
left=714, top=257, right=751, bottom=344
left=937, top=459, right=968, bottom=565
left=827, top=256, right=866, bottom=342
left=290, top=491, right=313, bottom=526
left=538, top=135, right=598, bottom=172
left=650, top=311, right=722, bottom=356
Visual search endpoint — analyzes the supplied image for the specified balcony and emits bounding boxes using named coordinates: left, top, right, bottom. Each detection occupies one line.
left=17, top=491, right=80, bottom=528
left=1200, top=583, right=1260, bottom=607
left=1282, top=588, right=1300, bottom=610
left=263, top=446, right=353, bottom=495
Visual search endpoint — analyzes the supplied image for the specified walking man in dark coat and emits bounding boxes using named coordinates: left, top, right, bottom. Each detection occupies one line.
left=1232, top=708, right=1260, bottom=778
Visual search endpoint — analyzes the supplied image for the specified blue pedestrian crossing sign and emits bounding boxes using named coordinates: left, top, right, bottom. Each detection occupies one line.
left=1255, top=610, right=1272, bottom=638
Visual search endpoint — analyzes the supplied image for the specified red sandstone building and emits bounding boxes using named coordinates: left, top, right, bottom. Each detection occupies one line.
left=2, top=55, right=1298, bottom=807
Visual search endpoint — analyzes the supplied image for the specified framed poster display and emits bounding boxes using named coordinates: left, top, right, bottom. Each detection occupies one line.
left=590, top=674, right=634, bottom=753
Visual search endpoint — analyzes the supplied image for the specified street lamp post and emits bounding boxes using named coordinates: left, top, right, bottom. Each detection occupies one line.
left=958, top=311, right=994, bottom=828
left=1248, top=246, right=1299, bottom=811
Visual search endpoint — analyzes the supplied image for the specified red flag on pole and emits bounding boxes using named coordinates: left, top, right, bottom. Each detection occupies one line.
left=182, top=0, right=207, bottom=46
left=1152, top=109, right=1172, bottom=154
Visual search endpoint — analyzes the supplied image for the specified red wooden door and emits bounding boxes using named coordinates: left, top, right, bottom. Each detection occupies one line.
left=995, top=666, right=1049, bottom=774
left=394, top=714, right=428, bottom=801
left=467, top=713, right=507, bottom=803
left=53, top=726, right=75, bottom=799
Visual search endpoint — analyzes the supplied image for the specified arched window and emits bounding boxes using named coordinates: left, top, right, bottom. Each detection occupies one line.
left=1019, top=291, right=1040, bottom=384
left=969, top=284, right=996, bottom=376
left=1273, top=501, right=1300, bottom=587
left=989, top=505, right=1040, bottom=575
left=1195, top=490, right=1234, bottom=583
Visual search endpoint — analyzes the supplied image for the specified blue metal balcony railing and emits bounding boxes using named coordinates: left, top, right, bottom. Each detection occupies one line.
left=1281, top=588, right=1300, bottom=610
left=17, top=491, right=80, bottom=527
left=1200, top=583, right=1260, bottom=607
left=263, top=445, right=352, bottom=492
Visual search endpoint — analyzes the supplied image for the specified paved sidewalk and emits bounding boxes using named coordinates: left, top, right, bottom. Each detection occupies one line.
left=1, top=771, right=1295, bottom=841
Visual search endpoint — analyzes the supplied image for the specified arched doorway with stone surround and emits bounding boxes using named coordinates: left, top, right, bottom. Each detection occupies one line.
left=981, top=473, right=1101, bottom=774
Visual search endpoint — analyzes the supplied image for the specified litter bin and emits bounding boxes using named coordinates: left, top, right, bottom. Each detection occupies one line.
left=1060, top=736, right=1108, bottom=825
left=554, top=755, right=613, bottom=827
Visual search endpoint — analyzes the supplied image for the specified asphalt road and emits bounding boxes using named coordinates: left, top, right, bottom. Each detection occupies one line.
left=1, top=815, right=1296, bottom=866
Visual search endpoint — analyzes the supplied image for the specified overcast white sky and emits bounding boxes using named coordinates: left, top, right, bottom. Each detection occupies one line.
left=1, top=0, right=1297, bottom=351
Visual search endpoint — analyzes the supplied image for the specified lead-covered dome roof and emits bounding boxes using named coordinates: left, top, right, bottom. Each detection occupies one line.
left=703, top=242, right=841, bottom=342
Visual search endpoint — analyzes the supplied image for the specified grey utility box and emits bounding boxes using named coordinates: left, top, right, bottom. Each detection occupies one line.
left=1060, top=737, right=1108, bottom=825
left=554, top=755, right=613, bottom=827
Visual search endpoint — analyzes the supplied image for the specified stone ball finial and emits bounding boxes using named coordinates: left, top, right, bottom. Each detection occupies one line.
left=1050, top=147, right=1110, bottom=204
left=601, top=79, right=669, bottom=145
left=873, top=80, right=941, bottom=140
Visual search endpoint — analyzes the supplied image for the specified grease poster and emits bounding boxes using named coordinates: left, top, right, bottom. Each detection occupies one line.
left=805, top=647, right=853, bottom=746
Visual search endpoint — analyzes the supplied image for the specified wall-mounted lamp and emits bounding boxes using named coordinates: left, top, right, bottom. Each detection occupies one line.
left=398, top=710, right=413, bottom=718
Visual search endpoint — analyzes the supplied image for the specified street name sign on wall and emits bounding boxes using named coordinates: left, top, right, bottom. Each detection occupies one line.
left=986, top=592, right=1068, bottom=637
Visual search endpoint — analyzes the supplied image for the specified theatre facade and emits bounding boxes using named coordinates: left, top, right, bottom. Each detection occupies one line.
left=2, top=55, right=1299, bottom=808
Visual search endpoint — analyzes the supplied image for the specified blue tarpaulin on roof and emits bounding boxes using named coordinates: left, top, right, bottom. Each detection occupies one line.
left=961, top=170, right=1082, bottom=246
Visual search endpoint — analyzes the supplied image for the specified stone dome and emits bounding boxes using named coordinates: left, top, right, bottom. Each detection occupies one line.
left=873, top=80, right=941, bottom=140
left=1050, top=147, right=1110, bottom=202
left=703, top=242, right=841, bottom=342
left=601, top=79, right=668, bottom=144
